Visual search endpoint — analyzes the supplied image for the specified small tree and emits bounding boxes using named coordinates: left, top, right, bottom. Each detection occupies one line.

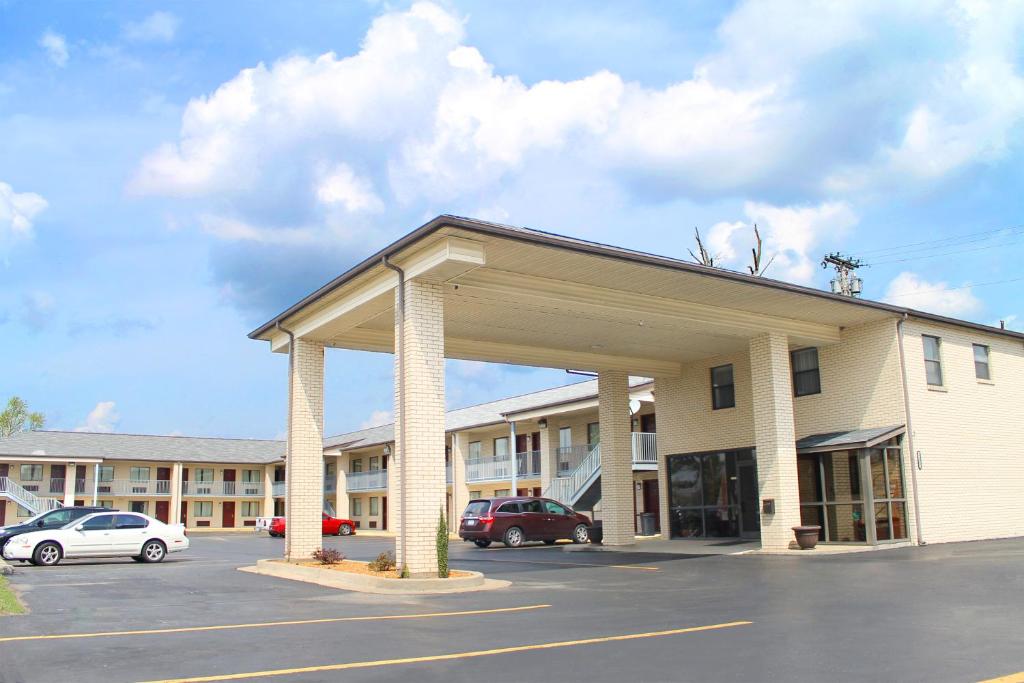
left=0, top=397, right=45, bottom=438
left=688, top=228, right=717, bottom=267
left=436, top=505, right=449, bottom=578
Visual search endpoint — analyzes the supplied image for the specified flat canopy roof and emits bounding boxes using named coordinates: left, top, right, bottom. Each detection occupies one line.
left=251, top=215, right=1023, bottom=377
left=796, top=425, right=906, bottom=453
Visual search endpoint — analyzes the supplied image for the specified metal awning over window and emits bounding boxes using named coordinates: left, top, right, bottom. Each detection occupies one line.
left=796, top=425, right=905, bottom=454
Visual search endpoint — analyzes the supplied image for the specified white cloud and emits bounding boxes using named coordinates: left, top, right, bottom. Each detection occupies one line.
left=199, top=215, right=316, bottom=245
left=75, top=401, right=120, bottom=433
left=704, top=201, right=858, bottom=284
left=315, top=163, right=384, bottom=213
left=39, top=30, right=68, bottom=67
left=360, top=410, right=392, bottom=429
left=883, top=272, right=982, bottom=316
left=0, top=181, right=47, bottom=259
left=124, top=11, right=180, bottom=43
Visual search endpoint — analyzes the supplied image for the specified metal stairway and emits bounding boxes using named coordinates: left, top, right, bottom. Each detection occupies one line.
left=0, top=477, right=62, bottom=516
left=542, top=443, right=602, bottom=507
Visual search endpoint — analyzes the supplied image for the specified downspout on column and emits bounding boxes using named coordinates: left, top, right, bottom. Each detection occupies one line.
left=897, top=315, right=925, bottom=545
left=381, top=256, right=408, bottom=572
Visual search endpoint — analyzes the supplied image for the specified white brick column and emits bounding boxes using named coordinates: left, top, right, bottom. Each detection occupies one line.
left=749, top=332, right=801, bottom=550
left=451, top=430, right=470, bottom=526
left=393, top=279, right=447, bottom=576
left=262, top=466, right=274, bottom=519
left=63, top=461, right=76, bottom=506
left=653, top=377, right=684, bottom=539
left=334, top=456, right=349, bottom=518
left=539, top=421, right=559, bottom=492
left=171, top=462, right=184, bottom=523
left=599, top=371, right=634, bottom=546
left=285, top=338, right=325, bottom=561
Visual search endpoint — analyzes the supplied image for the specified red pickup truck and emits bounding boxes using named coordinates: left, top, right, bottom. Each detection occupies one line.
left=267, top=512, right=355, bottom=537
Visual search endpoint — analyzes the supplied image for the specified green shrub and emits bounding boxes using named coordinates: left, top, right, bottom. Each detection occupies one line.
left=312, top=548, right=344, bottom=565
left=368, top=550, right=396, bottom=572
left=437, top=505, right=449, bottom=578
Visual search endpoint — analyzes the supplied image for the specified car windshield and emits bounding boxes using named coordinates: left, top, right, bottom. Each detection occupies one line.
left=463, top=501, right=490, bottom=517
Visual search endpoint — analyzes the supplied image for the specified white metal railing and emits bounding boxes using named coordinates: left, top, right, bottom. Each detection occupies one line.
left=91, top=479, right=172, bottom=497
left=632, top=432, right=657, bottom=465
left=324, top=477, right=336, bottom=494
left=517, top=450, right=542, bottom=477
left=0, top=476, right=62, bottom=514
left=347, top=470, right=388, bottom=491
left=272, top=481, right=286, bottom=497
left=545, top=444, right=601, bottom=506
left=466, top=457, right=513, bottom=482
left=557, top=444, right=592, bottom=475
left=181, top=480, right=263, bottom=497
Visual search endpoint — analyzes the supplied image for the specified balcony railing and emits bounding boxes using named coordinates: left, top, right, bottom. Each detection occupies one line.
left=272, top=481, right=286, bottom=497
left=347, top=470, right=388, bottom=492
left=632, top=432, right=658, bottom=467
left=92, top=479, right=173, bottom=497
left=181, top=480, right=263, bottom=497
left=466, top=457, right=512, bottom=482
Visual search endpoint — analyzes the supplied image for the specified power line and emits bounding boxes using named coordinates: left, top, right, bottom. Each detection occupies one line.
left=882, top=274, right=1024, bottom=299
left=855, top=225, right=1024, bottom=257
left=865, top=237, right=1024, bottom=266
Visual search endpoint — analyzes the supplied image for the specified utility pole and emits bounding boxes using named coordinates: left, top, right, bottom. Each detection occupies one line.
left=821, top=252, right=864, bottom=297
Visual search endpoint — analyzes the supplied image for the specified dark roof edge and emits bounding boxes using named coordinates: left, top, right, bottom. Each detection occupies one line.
left=249, top=215, right=1024, bottom=343
left=500, top=379, right=655, bottom=418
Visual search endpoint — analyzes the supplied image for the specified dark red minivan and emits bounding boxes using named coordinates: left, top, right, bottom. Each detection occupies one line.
left=458, top=497, right=592, bottom=548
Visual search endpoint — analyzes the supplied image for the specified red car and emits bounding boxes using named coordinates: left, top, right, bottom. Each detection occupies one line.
left=459, top=497, right=592, bottom=548
left=268, top=512, right=355, bottom=537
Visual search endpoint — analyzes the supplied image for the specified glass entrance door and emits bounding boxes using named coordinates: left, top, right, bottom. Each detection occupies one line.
left=667, top=449, right=756, bottom=538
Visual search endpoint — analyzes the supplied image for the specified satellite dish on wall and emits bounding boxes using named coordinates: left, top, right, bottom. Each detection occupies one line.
left=628, top=399, right=641, bottom=415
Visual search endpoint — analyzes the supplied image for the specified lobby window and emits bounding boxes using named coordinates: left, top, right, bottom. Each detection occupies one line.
left=468, top=441, right=482, bottom=461
left=791, top=348, right=821, bottom=397
left=20, top=464, right=42, bottom=481
left=973, top=344, right=991, bottom=380
left=195, top=501, right=212, bottom=517
left=98, top=466, right=114, bottom=482
left=922, top=335, right=943, bottom=386
left=369, top=497, right=379, bottom=516
left=352, top=498, right=363, bottom=516
left=711, top=364, right=735, bottom=409
left=351, top=459, right=363, bottom=473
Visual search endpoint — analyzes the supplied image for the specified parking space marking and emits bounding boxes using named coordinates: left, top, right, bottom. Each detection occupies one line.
left=140, top=620, right=752, bottom=682
left=0, top=604, right=551, bottom=643
left=979, top=673, right=1024, bottom=683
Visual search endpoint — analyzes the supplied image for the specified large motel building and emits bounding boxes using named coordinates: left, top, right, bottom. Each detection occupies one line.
left=3, top=216, right=1023, bottom=571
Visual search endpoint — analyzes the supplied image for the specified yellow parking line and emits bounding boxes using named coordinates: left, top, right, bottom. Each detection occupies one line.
left=140, top=620, right=753, bottom=683
left=979, top=673, right=1024, bottom=683
left=0, top=604, right=550, bottom=644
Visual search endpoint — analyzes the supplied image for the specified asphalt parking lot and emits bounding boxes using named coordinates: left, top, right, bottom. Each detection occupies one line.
left=1, top=533, right=1023, bottom=683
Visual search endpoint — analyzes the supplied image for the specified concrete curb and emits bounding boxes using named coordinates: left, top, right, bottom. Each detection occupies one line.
left=240, top=559, right=510, bottom=595
left=0, top=557, right=13, bottom=576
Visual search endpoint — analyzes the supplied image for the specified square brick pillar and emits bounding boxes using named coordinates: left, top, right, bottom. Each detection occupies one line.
left=393, top=279, right=447, bottom=577
left=539, top=421, right=559, bottom=493
left=334, top=456, right=349, bottom=519
left=451, top=431, right=470, bottom=527
left=285, top=338, right=325, bottom=561
left=749, top=332, right=801, bottom=551
left=653, top=377, right=684, bottom=539
left=598, top=371, right=634, bottom=546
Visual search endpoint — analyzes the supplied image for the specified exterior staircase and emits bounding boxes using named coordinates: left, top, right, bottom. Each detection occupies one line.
left=0, top=477, right=63, bottom=516
left=542, top=432, right=657, bottom=508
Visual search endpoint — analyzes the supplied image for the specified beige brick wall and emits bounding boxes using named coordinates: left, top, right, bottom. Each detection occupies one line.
left=652, top=376, right=684, bottom=539
left=598, top=371, right=634, bottom=545
left=393, top=279, right=447, bottom=576
left=903, top=319, right=1024, bottom=544
left=285, top=338, right=325, bottom=560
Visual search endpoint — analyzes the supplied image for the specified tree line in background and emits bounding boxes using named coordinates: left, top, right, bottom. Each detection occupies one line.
left=0, top=397, right=45, bottom=438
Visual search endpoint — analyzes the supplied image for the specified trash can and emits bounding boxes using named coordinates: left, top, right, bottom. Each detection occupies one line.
left=637, top=512, right=657, bottom=536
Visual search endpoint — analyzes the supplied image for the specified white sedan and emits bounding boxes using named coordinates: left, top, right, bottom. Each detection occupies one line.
left=2, top=511, right=189, bottom=566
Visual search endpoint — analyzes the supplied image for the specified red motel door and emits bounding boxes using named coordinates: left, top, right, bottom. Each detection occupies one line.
left=155, top=500, right=170, bottom=523
left=222, top=501, right=235, bottom=528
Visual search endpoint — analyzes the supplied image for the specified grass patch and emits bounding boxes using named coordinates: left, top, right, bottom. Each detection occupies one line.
left=0, top=575, right=25, bottom=615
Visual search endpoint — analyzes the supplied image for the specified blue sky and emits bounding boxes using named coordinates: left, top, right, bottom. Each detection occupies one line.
left=1, top=0, right=1022, bottom=439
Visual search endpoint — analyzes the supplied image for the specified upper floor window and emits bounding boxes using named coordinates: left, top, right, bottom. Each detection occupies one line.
left=130, top=466, right=150, bottom=482
left=494, top=437, right=510, bottom=458
left=791, top=347, right=821, bottom=397
left=20, top=464, right=42, bottom=481
left=587, top=422, right=600, bottom=446
left=973, top=344, right=991, bottom=380
left=351, top=458, right=363, bottom=473
left=98, top=465, right=114, bottom=482
left=711, top=364, right=735, bottom=410
left=922, top=336, right=943, bottom=386
left=242, top=469, right=261, bottom=483
left=558, top=427, right=572, bottom=449
left=195, top=468, right=214, bottom=483
left=468, top=441, right=482, bottom=461
left=369, top=456, right=380, bottom=471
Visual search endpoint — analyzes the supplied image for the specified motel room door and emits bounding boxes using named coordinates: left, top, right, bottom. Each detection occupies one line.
left=222, top=501, right=235, bottom=528
left=155, top=500, right=170, bottom=523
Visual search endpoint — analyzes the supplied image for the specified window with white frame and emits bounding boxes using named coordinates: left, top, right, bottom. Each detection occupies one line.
left=130, top=466, right=150, bottom=482
left=351, top=459, right=363, bottom=473
left=98, top=465, right=114, bottom=482
left=559, top=427, right=572, bottom=449
left=493, top=437, right=510, bottom=459
left=20, top=464, right=42, bottom=481
left=195, top=468, right=214, bottom=482
left=494, top=489, right=510, bottom=497
left=973, top=344, right=991, bottom=380
left=469, top=490, right=481, bottom=499
left=241, top=501, right=260, bottom=517
left=791, top=347, right=822, bottom=397
left=468, top=441, right=482, bottom=461
left=922, top=336, right=943, bottom=386
left=711, top=364, right=736, bottom=409
left=195, top=501, right=213, bottom=517
left=369, top=456, right=380, bottom=471
left=242, top=469, right=261, bottom=483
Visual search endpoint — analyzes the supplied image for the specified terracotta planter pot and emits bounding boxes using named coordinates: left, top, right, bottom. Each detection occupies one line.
left=792, top=525, right=822, bottom=550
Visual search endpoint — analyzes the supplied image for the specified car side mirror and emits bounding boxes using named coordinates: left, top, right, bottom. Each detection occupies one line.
left=74, top=524, right=85, bottom=532
left=37, top=520, right=45, bottom=527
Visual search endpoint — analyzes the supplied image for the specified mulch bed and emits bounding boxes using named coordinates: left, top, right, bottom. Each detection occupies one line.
left=298, top=560, right=471, bottom=579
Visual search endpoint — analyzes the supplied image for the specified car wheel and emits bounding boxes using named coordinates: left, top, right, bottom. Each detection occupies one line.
left=503, top=527, right=524, bottom=548
left=141, top=540, right=167, bottom=563
left=33, top=541, right=62, bottom=567
left=572, top=524, right=590, bottom=544
left=338, top=524, right=353, bottom=536
left=473, top=539, right=492, bottom=548
left=543, top=539, right=556, bottom=545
